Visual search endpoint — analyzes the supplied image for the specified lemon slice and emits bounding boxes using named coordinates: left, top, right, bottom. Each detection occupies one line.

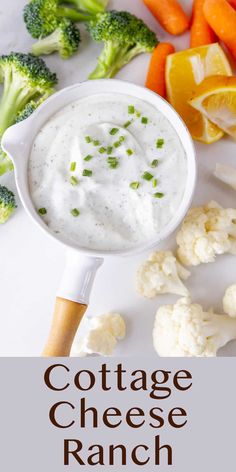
left=166, top=43, right=232, bottom=143
left=190, top=76, right=236, bottom=139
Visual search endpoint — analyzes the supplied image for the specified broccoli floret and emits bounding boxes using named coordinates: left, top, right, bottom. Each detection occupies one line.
left=24, top=0, right=92, bottom=39
left=15, top=101, right=38, bottom=123
left=87, top=10, right=158, bottom=79
left=0, top=52, right=57, bottom=136
left=63, top=0, right=109, bottom=14
left=0, top=185, right=17, bottom=223
left=31, top=18, right=81, bottom=58
left=0, top=52, right=57, bottom=175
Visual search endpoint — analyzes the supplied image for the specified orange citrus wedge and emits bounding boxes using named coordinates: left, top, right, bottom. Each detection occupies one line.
left=189, top=76, right=236, bottom=140
left=166, top=43, right=232, bottom=143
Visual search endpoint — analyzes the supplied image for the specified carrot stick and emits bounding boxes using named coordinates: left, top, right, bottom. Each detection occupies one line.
left=190, top=0, right=216, bottom=47
left=203, top=0, right=236, bottom=59
left=146, top=42, right=175, bottom=97
left=143, top=0, right=189, bottom=35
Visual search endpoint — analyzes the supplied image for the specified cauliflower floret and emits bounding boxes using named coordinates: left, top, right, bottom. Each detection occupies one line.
left=223, top=284, right=236, bottom=317
left=136, top=250, right=190, bottom=298
left=90, top=313, right=126, bottom=339
left=176, top=201, right=236, bottom=266
left=214, top=163, right=236, bottom=191
left=71, top=313, right=126, bottom=357
left=85, top=328, right=117, bottom=356
left=153, top=297, right=236, bottom=357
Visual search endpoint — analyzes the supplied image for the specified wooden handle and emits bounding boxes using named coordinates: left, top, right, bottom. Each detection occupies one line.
left=42, top=297, right=87, bottom=357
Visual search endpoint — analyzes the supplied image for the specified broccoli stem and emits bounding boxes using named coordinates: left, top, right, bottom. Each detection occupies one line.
left=57, top=6, right=92, bottom=21
left=32, top=30, right=61, bottom=56
left=0, top=150, right=14, bottom=175
left=89, top=42, right=143, bottom=79
left=61, top=0, right=107, bottom=13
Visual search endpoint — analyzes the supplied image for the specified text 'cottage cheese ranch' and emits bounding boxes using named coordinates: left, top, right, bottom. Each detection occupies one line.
left=28, top=93, right=187, bottom=250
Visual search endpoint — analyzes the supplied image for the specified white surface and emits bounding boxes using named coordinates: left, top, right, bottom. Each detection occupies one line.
left=0, top=0, right=236, bottom=356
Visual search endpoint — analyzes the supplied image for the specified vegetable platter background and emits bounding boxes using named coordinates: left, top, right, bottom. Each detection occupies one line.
left=0, top=0, right=236, bottom=356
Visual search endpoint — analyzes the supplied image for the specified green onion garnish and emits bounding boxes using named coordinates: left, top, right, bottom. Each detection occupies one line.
left=85, top=136, right=91, bottom=143
left=107, top=157, right=119, bottom=168
left=70, top=176, right=79, bottom=186
left=126, top=149, right=134, bottom=156
left=128, top=105, right=135, bottom=114
left=124, top=120, right=132, bottom=128
left=110, top=127, right=119, bottom=135
left=142, top=171, right=154, bottom=181
left=38, top=208, right=47, bottom=215
left=107, top=146, right=113, bottom=155
left=83, top=169, right=92, bottom=177
left=114, top=140, right=122, bottom=148
left=152, top=178, right=158, bottom=188
left=71, top=208, right=80, bottom=217
left=150, top=159, right=159, bottom=168
left=114, top=136, right=125, bottom=148
left=154, top=192, right=164, bottom=198
left=130, top=181, right=140, bottom=190
left=93, top=139, right=100, bottom=146
left=99, top=147, right=106, bottom=154
left=70, top=162, right=76, bottom=172
left=84, top=154, right=93, bottom=161
left=141, top=117, right=148, bottom=124
left=136, top=111, right=141, bottom=118
left=156, top=138, right=164, bottom=148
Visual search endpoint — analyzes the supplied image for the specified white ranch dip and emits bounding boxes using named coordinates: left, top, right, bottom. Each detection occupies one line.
left=28, top=93, right=187, bottom=251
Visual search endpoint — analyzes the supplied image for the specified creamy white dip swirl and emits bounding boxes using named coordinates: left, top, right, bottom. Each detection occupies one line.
left=28, top=93, right=187, bottom=251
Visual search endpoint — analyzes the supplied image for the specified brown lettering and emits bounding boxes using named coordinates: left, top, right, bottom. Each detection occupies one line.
left=64, top=439, right=84, bottom=465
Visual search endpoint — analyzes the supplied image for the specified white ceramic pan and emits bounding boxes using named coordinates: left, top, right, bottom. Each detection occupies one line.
left=2, top=79, right=196, bottom=357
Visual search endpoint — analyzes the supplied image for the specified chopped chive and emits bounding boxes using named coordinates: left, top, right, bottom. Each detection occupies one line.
left=109, top=127, right=119, bottom=135
left=128, top=105, right=135, bottom=114
left=126, top=149, right=134, bottom=156
left=38, top=207, right=47, bottom=215
left=85, top=136, right=91, bottom=143
left=150, top=159, right=159, bottom=168
left=124, top=120, right=132, bottom=128
left=70, top=161, right=76, bottom=172
left=114, top=140, right=122, bottom=148
left=141, top=117, right=148, bottom=124
left=93, top=139, right=100, bottom=146
left=84, top=154, right=93, bottom=161
left=130, top=181, right=140, bottom=190
left=119, top=136, right=125, bottom=142
left=142, top=171, right=154, bottom=181
left=71, top=208, right=80, bottom=217
left=109, top=163, right=119, bottom=169
left=70, top=176, right=79, bottom=186
left=107, top=157, right=119, bottom=168
left=99, top=147, right=106, bottom=154
left=152, top=178, right=158, bottom=188
left=83, top=169, right=92, bottom=177
left=107, top=146, right=113, bottom=155
left=156, top=138, right=164, bottom=148
left=136, top=111, right=141, bottom=118
left=154, top=192, right=164, bottom=198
